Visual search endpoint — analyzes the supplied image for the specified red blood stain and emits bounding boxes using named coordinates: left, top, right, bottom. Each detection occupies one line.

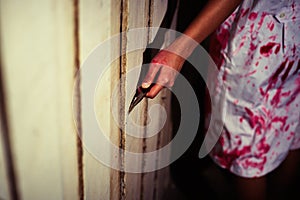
left=292, top=3, right=295, bottom=11
left=256, top=138, right=270, bottom=156
left=259, top=87, right=265, bottom=96
left=274, top=45, right=281, bottom=54
left=292, top=60, right=300, bottom=75
left=209, top=32, right=224, bottom=68
left=270, top=88, right=282, bottom=106
left=244, top=108, right=265, bottom=134
left=241, top=8, right=250, bottom=18
left=281, top=61, right=294, bottom=82
left=237, top=139, right=242, bottom=145
left=244, top=107, right=287, bottom=134
left=260, top=87, right=270, bottom=100
left=291, top=45, right=296, bottom=56
left=271, top=59, right=288, bottom=80
left=242, top=156, right=267, bottom=172
left=249, top=12, right=258, bottom=21
left=245, top=70, right=257, bottom=77
left=239, top=117, right=244, bottom=123
left=258, top=13, right=267, bottom=28
left=268, top=116, right=287, bottom=131
left=284, top=125, right=290, bottom=132
left=262, top=59, right=288, bottom=95
left=222, top=70, right=227, bottom=81
left=261, top=107, right=270, bottom=116
left=152, top=52, right=168, bottom=65
left=260, top=42, right=281, bottom=57
left=271, top=88, right=291, bottom=107
left=275, top=129, right=279, bottom=137
left=250, top=43, right=257, bottom=51
left=250, top=23, right=255, bottom=33
left=267, top=21, right=275, bottom=31
left=238, top=25, right=245, bottom=34
left=286, top=86, right=300, bottom=106
left=255, top=61, right=259, bottom=66
left=214, top=145, right=251, bottom=169
left=269, top=35, right=277, bottom=40
left=239, top=41, right=245, bottom=50
left=233, top=35, right=247, bottom=55
left=287, top=132, right=295, bottom=140
left=219, top=136, right=225, bottom=146
left=217, top=28, right=230, bottom=50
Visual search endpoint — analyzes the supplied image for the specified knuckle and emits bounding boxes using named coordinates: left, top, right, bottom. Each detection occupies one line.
left=168, top=80, right=175, bottom=87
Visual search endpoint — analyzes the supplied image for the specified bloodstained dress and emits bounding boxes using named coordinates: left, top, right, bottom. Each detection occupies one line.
left=208, top=0, right=300, bottom=177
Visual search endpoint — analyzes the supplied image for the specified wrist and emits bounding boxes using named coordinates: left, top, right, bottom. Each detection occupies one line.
left=165, top=35, right=198, bottom=59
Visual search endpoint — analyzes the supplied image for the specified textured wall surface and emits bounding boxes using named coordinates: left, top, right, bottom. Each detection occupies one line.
left=0, top=0, right=175, bottom=199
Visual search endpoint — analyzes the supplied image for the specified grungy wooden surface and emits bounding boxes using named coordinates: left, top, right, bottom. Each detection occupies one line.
left=0, top=0, right=174, bottom=199
left=79, top=0, right=119, bottom=199
left=0, top=0, right=79, bottom=200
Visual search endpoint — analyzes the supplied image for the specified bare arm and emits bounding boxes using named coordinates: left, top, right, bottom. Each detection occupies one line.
left=142, top=0, right=242, bottom=98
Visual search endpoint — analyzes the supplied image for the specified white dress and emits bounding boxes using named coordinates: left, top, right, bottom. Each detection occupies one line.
left=208, top=0, right=300, bottom=177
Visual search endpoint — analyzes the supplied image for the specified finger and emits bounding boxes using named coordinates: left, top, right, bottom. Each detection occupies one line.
left=146, top=84, right=164, bottom=99
left=142, top=63, right=160, bottom=88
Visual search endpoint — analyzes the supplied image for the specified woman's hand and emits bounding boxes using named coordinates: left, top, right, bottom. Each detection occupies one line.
left=141, top=35, right=197, bottom=98
left=141, top=48, right=185, bottom=98
left=141, top=0, right=242, bottom=98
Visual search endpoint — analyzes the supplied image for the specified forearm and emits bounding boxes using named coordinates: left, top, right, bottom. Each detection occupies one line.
left=143, top=0, right=243, bottom=97
left=167, top=0, right=242, bottom=58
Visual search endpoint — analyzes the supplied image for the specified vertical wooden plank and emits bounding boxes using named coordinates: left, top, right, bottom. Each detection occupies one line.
left=109, top=0, right=123, bottom=199
left=153, top=90, right=173, bottom=200
left=153, top=1, right=179, bottom=199
left=79, top=0, right=121, bottom=199
left=0, top=0, right=79, bottom=199
left=122, top=0, right=172, bottom=199
left=142, top=1, right=172, bottom=199
left=124, top=1, right=150, bottom=200
left=119, top=0, right=128, bottom=198
left=58, top=1, right=81, bottom=199
left=79, top=0, right=110, bottom=198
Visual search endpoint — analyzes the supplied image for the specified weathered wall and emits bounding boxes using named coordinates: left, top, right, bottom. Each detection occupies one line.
left=0, top=0, right=175, bottom=199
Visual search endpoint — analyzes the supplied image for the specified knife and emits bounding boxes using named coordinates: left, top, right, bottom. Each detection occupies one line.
left=127, top=0, right=178, bottom=114
left=128, top=84, right=153, bottom=114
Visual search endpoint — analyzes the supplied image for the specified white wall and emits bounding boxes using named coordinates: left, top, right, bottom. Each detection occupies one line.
left=0, top=0, right=173, bottom=199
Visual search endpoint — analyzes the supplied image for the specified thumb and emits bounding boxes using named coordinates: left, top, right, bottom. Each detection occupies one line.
left=142, top=63, right=160, bottom=88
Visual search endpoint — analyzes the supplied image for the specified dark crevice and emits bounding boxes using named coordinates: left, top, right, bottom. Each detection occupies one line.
left=73, top=0, right=84, bottom=199
left=119, top=0, right=128, bottom=199
left=140, top=1, right=153, bottom=200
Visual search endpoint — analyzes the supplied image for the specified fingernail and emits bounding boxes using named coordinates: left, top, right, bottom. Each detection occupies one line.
left=142, top=82, right=150, bottom=88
